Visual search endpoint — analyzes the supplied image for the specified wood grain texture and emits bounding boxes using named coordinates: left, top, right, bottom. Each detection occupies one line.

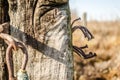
left=6, top=0, right=73, bottom=80
left=0, top=0, right=9, bottom=79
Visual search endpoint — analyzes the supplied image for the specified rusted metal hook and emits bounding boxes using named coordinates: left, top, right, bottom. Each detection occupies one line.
left=0, top=33, right=18, bottom=50
left=71, top=18, right=96, bottom=59
left=71, top=17, right=81, bottom=27
left=0, top=23, right=28, bottom=80
left=73, top=46, right=96, bottom=59
left=6, top=44, right=15, bottom=80
left=6, top=40, right=28, bottom=80
left=72, top=26, right=94, bottom=40
left=71, top=18, right=94, bottom=41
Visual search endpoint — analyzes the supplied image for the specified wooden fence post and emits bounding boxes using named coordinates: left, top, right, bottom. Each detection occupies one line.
left=0, top=0, right=9, bottom=79
left=82, top=12, right=87, bottom=26
left=0, top=0, right=74, bottom=80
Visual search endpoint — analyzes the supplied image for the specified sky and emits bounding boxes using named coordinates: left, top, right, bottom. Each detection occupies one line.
left=69, top=0, right=120, bottom=21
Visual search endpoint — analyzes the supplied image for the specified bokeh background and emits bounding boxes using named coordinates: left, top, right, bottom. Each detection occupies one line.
left=69, top=0, right=120, bottom=80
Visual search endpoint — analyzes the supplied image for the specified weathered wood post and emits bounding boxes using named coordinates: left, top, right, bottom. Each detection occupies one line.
left=82, top=12, right=87, bottom=26
left=0, top=0, right=9, bottom=79
left=0, top=0, right=73, bottom=80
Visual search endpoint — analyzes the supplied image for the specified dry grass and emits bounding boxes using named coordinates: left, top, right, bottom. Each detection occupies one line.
left=72, top=19, right=120, bottom=80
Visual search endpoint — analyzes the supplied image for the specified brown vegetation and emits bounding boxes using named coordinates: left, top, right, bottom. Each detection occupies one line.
left=72, top=18, right=120, bottom=80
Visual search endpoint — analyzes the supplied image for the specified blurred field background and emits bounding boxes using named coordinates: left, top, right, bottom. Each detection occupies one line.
left=70, top=1, right=120, bottom=80
left=71, top=12, right=120, bottom=80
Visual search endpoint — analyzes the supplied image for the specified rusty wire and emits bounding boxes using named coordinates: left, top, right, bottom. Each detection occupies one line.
left=0, top=23, right=28, bottom=80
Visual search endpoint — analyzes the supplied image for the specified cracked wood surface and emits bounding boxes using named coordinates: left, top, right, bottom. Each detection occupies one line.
left=0, top=0, right=74, bottom=80
left=0, top=0, right=10, bottom=79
